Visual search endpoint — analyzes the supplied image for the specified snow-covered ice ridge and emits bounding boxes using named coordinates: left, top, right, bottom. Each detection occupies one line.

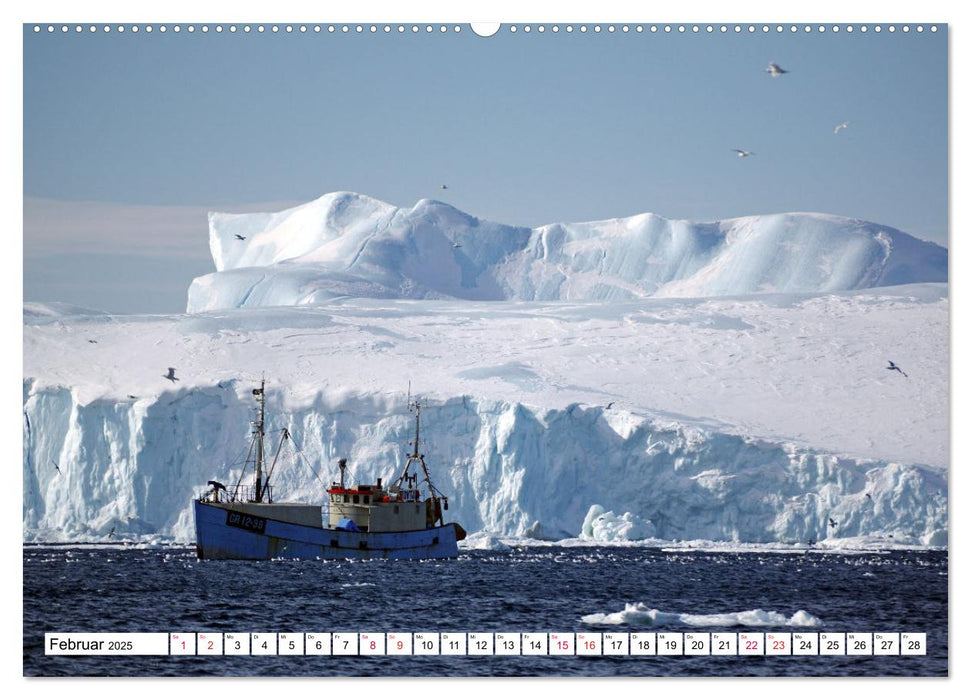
left=188, top=192, right=947, bottom=311
left=23, top=288, right=947, bottom=546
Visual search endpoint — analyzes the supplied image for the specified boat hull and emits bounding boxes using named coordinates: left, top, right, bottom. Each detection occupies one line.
left=193, top=500, right=461, bottom=560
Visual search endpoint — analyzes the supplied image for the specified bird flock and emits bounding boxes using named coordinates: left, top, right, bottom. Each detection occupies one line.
left=739, top=64, right=910, bottom=384
left=734, top=62, right=851, bottom=159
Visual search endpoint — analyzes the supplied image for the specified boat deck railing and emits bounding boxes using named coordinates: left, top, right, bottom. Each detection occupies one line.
left=200, top=484, right=274, bottom=504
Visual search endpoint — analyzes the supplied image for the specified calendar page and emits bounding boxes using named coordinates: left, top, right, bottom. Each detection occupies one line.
left=20, top=0, right=951, bottom=684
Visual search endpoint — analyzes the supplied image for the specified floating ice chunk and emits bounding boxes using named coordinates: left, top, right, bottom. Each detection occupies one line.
left=460, top=531, right=512, bottom=552
left=679, top=609, right=822, bottom=627
left=580, top=505, right=657, bottom=542
left=580, top=603, right=667, bottom=626
left=785, top=610, right=824, bottom=627
left=581, top=602, right=822, bottom=627
left=523, top=521, right=572, bottom=541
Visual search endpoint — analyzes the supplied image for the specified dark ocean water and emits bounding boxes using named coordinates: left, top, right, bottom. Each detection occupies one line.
left=23, top=545, right=947, bottom=677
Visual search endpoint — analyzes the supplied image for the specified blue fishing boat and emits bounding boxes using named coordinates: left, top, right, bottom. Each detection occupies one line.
left=193, top=381, right=465, bottom=560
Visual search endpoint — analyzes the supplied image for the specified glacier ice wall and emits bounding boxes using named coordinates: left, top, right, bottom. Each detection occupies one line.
left=187, top=192, right=947, bottom=311
left=22, top=385, right=946, bottom=546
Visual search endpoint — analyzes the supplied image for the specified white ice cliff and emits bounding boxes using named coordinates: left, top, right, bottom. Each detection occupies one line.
left=21, top=381, right=947, bottom=545
left=23, top=284, right=947, bottom=546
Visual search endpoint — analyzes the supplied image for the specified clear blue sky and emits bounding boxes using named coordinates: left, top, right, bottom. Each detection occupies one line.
left=23, top=22, right=948, bottom=312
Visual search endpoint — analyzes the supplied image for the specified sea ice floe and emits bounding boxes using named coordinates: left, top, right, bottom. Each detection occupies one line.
left=581, top=602, right=823, bottom=628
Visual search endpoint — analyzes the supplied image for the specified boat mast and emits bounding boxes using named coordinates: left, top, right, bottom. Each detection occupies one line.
left=407, top=399, right=434, bottom=491
left=394, top=397, right=422, bottom=490
left=410, top=398, right=421, bottom=460
left=253, top=378, right=266, bottom=502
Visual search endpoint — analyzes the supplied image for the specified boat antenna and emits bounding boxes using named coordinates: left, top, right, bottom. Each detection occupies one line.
left=253, top=376, right=266, bottom=502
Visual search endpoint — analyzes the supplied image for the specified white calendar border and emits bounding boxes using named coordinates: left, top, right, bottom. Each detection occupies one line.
left=11, top=0, right=962, bottom=696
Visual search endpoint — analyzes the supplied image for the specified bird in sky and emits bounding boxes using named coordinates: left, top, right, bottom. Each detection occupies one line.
left=52, top=460, right=61, bottom=474
left=765, top=62, right=788, bottom=77
left=127, top=394, right=137, bottom=399
left=163, top=367, right=179, bottom=383
left=440, top=184, right=448, bottom=190
left=828, top=517, right=838, bottom=529
left=887, top=361, right=908, bottom=377
left=606, top=402, right=615, bottom=409
left=834, top=121, right=850, bottom=134
left=733, top=149, right=755, bottom=158
left=235, top=234, right=246, bottom=241
left=87, top=339, right=97, bottom=344
left=452, top=242, right=462, bottom=248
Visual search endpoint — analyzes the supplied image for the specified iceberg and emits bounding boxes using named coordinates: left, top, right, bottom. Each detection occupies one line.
left=187, top=193, right=947, bottom=312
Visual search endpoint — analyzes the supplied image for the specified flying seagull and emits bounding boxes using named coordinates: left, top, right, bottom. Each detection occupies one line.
left=828, top=517, right=838, bottom=529
left=452, top=242, right=463, bottom=248
left=765, top=62, right=788, bottom=77
left=87, top=339, right=98, bottom=344
left=234, top=234, right=246, bottom=241
left=163, top=367, right=179, bottom=383
left=887, top=361, right=908, bottom=378
left=440, top=184, right=448, bottom=190
left=733, top=149, right=755, bottom=158
left=834, top=121, right=850, bottom=134
left=52, top=460, right=61, bottom=474
left=606, top=402, right=615, bottom=409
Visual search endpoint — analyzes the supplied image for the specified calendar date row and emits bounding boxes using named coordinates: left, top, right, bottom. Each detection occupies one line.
left=46, top=631, right=927, bottom=656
